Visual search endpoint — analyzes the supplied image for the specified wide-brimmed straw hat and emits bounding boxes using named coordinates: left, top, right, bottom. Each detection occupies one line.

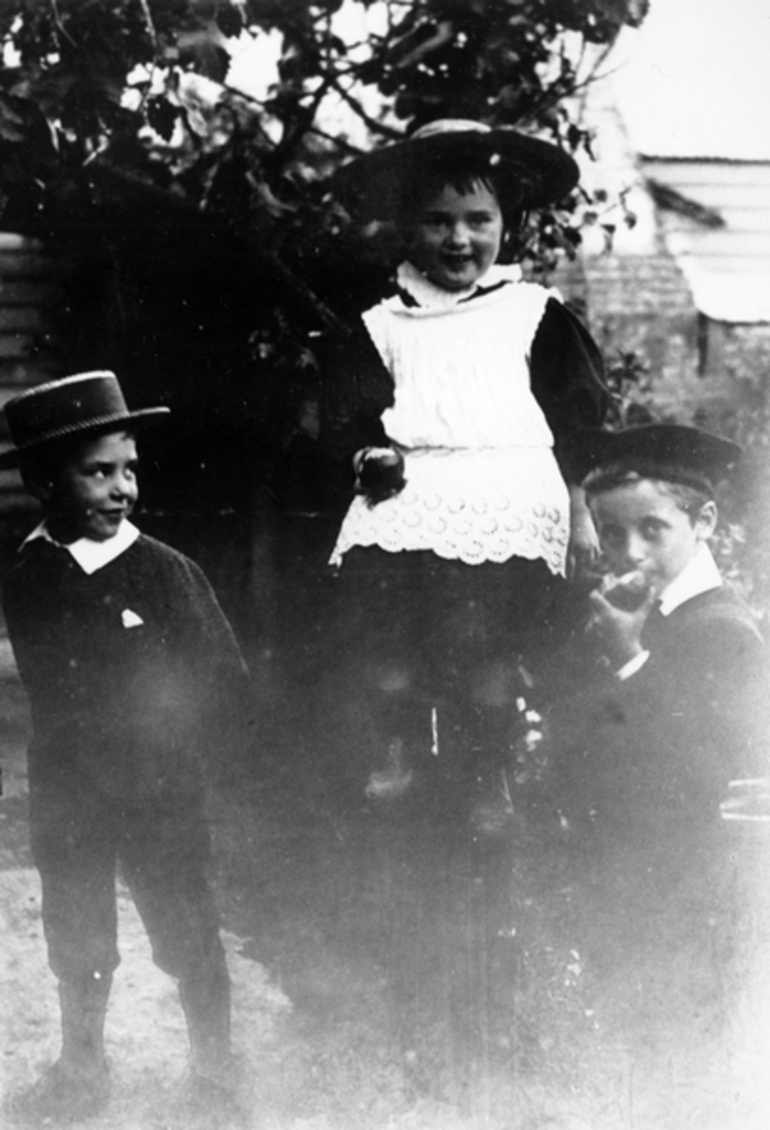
left=569, top=424, right=742, bottom=492
left=333, top=119, right=580, bottom=221
left=0, top=371, right=169, bottom=469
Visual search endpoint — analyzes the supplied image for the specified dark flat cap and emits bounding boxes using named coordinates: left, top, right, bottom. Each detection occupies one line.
left=569, top=424, right=742, bottom=490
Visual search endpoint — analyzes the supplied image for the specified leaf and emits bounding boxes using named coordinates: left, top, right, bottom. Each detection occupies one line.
left=594, top=0, right=650, bottom=28
left=0, top=118, right=24, bottom=143
left=216, top=3, right=243, bottom=38
left=146, top=96, right=179, bottom=142
left=97, top=74, right=128, bottom=109
left=179, top=36, right=231, bottom=84
left=253, top=178, right=298, bottom=218
left=0, top=95, right=24, bottom=128
left=8, top=79, right=33, bottom=100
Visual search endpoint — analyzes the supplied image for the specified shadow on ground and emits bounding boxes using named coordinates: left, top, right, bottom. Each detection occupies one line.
left=3, top=627, right=770, bottom=1130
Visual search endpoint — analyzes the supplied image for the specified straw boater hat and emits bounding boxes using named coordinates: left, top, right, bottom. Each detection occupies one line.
left=570, top=424, right=742, bottom=493
left=333, top=119, right=580, bottom=222
left=0, top=371, right=170, bottom=469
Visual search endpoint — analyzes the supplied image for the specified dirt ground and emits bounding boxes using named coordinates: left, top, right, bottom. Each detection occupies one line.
left=3, top=628, right=770, bottom=1130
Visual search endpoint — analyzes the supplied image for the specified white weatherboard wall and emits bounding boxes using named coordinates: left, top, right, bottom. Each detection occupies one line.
left=605, top=0, right=770, bottom=326
left=644, top=160, right=770, bottom=325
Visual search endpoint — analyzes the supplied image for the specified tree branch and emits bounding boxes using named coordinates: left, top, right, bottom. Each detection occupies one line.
left=50, top=0, right=76, bottom=46
left=89, top=160, right=352, bottom=337
left=138, top=0, right=159, bottom=54
left=328, top=77, right=402, bottom=144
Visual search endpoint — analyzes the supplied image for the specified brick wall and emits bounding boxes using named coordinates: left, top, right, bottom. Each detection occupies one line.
left=577, top=82, right=770, bottom=425
left=580, top=250, right=770, bottom=425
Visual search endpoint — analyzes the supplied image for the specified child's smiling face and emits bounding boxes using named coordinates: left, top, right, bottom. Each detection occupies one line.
left=589, top=478, right=717, bottom=594
left=407, top=179, right=504, bottom=291
left=45, top=430, right=139, bottom=543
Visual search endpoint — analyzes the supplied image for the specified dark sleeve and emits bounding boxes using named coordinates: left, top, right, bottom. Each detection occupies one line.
left=530, top=298, right=609, bottom=482
left=1, top=555, right=82, bottom=727
left=542, top=594, right=769, bottom=838
left=164, top=552, right=254, bottom=781
left=637, top=604, right=769, bottom=782
left=318, top=320, right=392, bottom=499
left=576, top=603, right=769, bottom=827
left=175, top=557, right=248, bottom=682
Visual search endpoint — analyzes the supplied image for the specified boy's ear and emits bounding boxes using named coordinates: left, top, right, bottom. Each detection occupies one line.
left=695, top=499, right=718, bottom=538
left=25, top=479, right=53, bottom=504
left=19, top=461, right=55, bottom=503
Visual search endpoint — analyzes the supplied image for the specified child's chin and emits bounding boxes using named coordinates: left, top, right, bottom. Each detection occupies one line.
left=89, top=518, right=125, bottom=541
left=436, top=269, right=477, bottom=290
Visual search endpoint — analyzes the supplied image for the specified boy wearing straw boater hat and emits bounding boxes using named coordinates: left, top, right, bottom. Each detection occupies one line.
left=1, top=373, right=250, bottom=1124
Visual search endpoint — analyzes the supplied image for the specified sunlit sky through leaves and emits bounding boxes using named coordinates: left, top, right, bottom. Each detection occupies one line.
left=224, top=0, right=770, bottom=160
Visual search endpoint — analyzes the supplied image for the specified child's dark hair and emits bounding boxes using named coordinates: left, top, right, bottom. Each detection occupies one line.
left=397, top=151, right=527, bottom=231
left=584, top=464, right=715, bottom=518
left=18, top=425, right=138, bottom=492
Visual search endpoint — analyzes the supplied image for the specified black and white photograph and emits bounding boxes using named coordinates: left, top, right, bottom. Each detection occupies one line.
left=0, top=2, right=769, bottom=1128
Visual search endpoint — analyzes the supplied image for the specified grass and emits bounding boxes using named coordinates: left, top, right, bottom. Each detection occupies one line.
left=208, top=743, right=770, bottom=1130
left=3, top=655, right=770, bottom=1129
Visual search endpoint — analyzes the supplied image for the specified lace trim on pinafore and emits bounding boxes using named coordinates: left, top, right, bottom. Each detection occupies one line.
left=329, top=264, right=571, bottom=573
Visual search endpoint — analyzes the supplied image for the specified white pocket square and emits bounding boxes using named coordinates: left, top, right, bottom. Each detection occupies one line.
left=121, top=609, right=144, bottom=628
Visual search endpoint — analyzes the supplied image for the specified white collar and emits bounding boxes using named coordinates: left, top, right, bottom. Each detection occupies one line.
left=658, top=542, right=723, bottom=616
left=22, top=519, right=141, bottom=575
left=396, top=261, right=522, bottom=310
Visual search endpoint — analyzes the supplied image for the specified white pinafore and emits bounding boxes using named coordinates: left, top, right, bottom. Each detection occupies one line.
left=329, top=263, right=571, bottom=576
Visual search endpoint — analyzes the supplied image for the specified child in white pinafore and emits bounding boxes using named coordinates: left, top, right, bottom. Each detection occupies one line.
left=323, top=120, right=608, bottom=811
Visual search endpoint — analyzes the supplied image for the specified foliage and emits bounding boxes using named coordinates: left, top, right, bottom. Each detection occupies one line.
left=0, top=0, right=648, bottom=286
left=601, top=348, right=656, bottom=429
left=0, top=0, right=648, bottom=528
